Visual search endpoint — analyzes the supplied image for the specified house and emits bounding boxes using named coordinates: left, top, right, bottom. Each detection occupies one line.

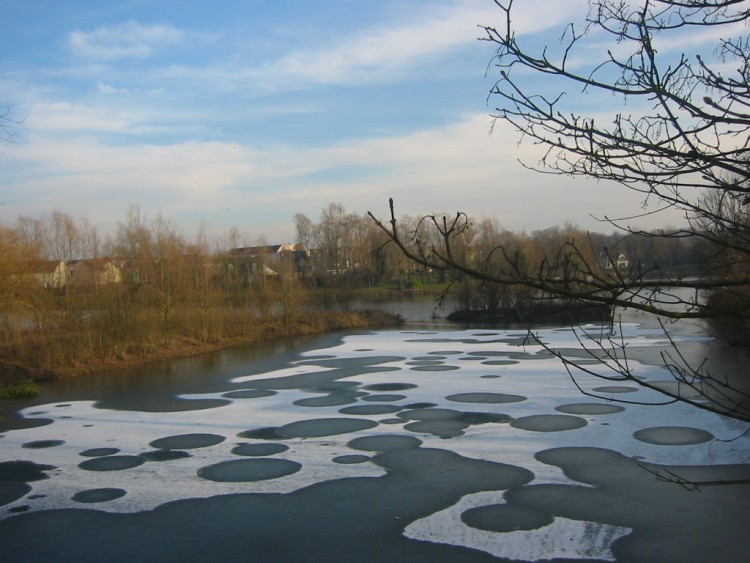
left=68, top=258, right=124, bottom=286
left=229, top=244, right=311, bottom=282
left=600, top=251, right=630, bottom=271
left=26, top=260, right=70, bottom=288
left=616, top=252, right=630, bottom=269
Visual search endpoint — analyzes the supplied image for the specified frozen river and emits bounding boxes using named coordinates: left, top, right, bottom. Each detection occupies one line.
left=0, top=314, right=749, bottom=561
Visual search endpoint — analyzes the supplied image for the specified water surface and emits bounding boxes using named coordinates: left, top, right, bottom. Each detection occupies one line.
left=0, top=316, right=748, bottom=562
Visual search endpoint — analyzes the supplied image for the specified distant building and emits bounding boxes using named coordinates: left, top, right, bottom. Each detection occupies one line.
left=26, top=260, right=70, bottom=288
left=68, top=258, right=124, bottom=286
left=600, top=251, right=630, bottom=271
left=229, top=244, right=311, bottom=282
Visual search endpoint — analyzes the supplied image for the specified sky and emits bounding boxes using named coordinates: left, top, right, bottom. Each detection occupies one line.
left=0, top=0, right=705, bottom=243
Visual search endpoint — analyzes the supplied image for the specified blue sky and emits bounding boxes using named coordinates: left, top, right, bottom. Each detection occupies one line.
left=1, top=0, right=698, bottom=242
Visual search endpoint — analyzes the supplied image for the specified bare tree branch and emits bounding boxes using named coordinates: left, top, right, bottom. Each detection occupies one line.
left=369, top=1, right=750, bottom=423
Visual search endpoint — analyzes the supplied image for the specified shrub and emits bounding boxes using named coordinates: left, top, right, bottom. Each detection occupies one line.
left=404, top=279, right=422, bottom=290
left=0, top=379, right=42, bottom=399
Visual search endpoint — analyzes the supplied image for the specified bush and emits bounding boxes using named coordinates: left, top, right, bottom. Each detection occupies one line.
left=0, top=379, right=42, bottom=399
left=404, top=279, right=423, bottom=290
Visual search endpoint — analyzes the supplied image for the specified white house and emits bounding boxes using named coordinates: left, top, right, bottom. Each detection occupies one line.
left=27, top=260, right=70, bottom=288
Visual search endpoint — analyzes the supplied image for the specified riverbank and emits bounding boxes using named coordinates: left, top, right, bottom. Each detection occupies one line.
left=0, top=309, right=403, bottom=391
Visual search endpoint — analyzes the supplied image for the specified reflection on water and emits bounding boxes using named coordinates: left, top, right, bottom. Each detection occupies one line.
left=0, top=313, right=749, bottom=562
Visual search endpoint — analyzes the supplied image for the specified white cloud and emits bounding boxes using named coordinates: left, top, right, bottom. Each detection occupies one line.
left=26, top=101, right=131, bottom=132
left=277, top=0, right=586, bottom=86
left=1, top=111, right=686, bottom=242
left=162, top=0, right=588, bottom=90
left=97, top=83, right=130, bottom=95
left=1, top=0, right=691, bottom=243
left=69, top=21, right=186, bottom=60
left=23, top=100, right=178, bottom=136
left=268, top=7, right=480, bottom=85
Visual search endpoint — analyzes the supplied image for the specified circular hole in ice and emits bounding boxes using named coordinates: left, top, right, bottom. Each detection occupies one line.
left=633, top=426, right=714, bottom=446
left=360, top=394, right=406, bottom=402
left=398, top=408, right=462, bottom=421
left=72, top=488, right=127, bottom=504
left=78, top=455, right=145, bottom=471
left=410, top=365, right=460, bottom=372
left=237, top=427, right=286, bottom=441
left=446, top=392, right=527, bottom=404
left=149, top=433, right=226, bottom=450
left=379, top=418, right=403, bottom=425
left=592, top=385, right=639, bottom=394
left=79, top=447, right=121, bottom=457
left=402, top=402, right=437, bottom=409
left=231, top=443, right=289, bottom=457
left=222, top=389, right=278, bottom=399
left=338, top=405, right=402, bottom=416
left=141, top=450, right=192, bottom=462
left=461, top=503, right=554, bottom=532
left=556, top=403, right=625, bottom=415
left=22, top=440, right=65, bottom=449
left=480, top=360, right=519, bottom=366
left=510, top=414, right=588, bottom=432
left=332, top=454, right=371, bottom=464
left=362, top=383, right=417, bottom=392
left=278, top=418, right=378, bottom=438
left=198, top=458, right=301, bottom=482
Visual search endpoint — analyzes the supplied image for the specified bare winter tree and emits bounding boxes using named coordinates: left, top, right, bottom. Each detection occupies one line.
left=293, top=213, right=315, bottom=249
left=370, top=0, right=750, bottom=422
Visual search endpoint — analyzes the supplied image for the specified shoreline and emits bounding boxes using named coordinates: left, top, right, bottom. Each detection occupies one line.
left=0, top=309, right=403, bottom=390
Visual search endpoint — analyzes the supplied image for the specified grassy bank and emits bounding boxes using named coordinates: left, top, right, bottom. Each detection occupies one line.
left=0, top=307, right=402, bottom=393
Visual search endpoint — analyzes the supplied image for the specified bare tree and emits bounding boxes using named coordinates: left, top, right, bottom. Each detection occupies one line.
left=115, top=204, right=153, bottom=285
left=47, top=210, right=81, bottom=263
left=370, top=0, right=750, bottom=421
left=13, top=216, right=45, bottom=259
left=316, top=203, right=349, bottom=278
left=293, top=213, right=314, bottom=249
left=78, top=218, right=100, bottom=260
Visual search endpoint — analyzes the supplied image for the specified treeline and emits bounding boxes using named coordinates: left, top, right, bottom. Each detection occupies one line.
left=296, top=205, right=707, bottom=288
left=0, top=203, right=708, bottom=380
left=0, top=205, right=402, bottom=381
left=395, top=216, right=708, bottom=312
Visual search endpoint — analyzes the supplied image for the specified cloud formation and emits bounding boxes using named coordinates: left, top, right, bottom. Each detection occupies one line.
left=69, top=21, right=186, bottom=60
left=1, top=0, right=691, bottom=242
